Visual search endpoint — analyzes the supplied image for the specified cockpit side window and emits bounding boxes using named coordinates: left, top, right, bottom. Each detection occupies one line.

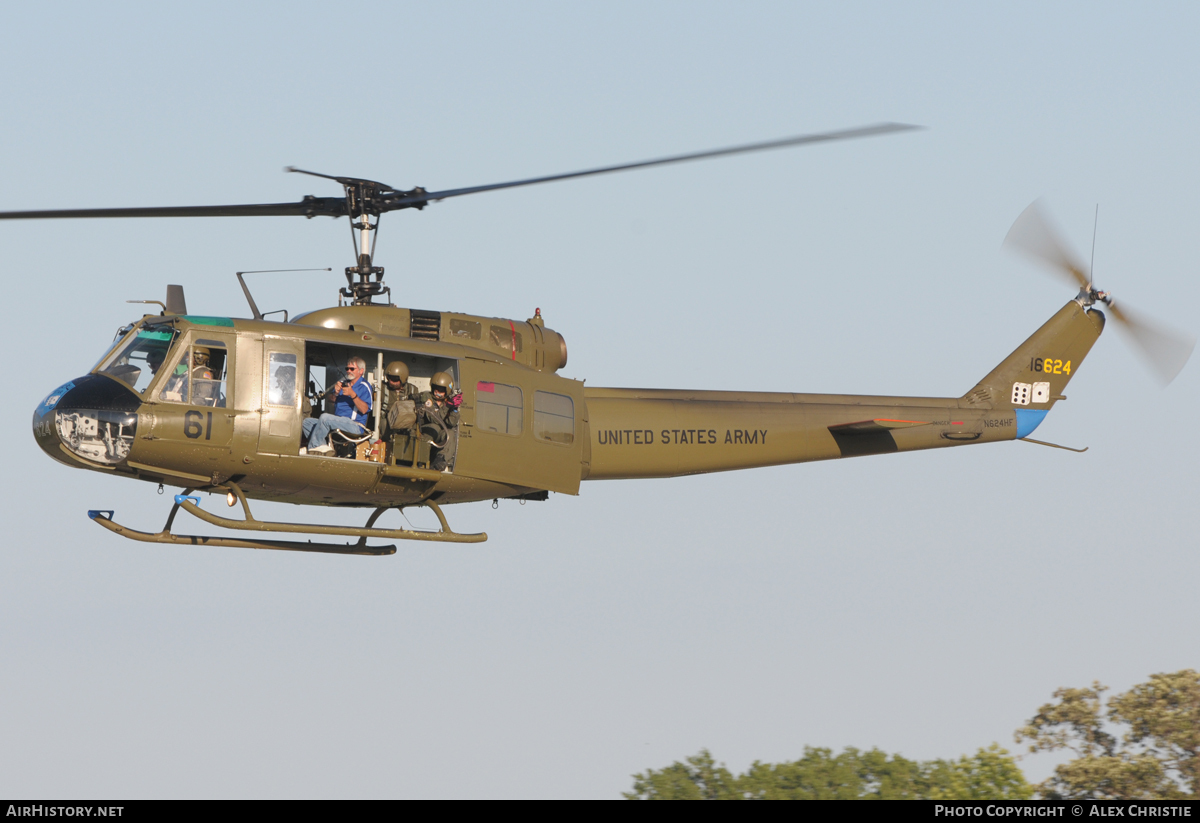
left=96, top=328, right=178, bottom=395
left=159, top=350, right=190, bottom=404
left=159, top=339, right=228, bottom=408
left=192, top=340, right=228, bottom=408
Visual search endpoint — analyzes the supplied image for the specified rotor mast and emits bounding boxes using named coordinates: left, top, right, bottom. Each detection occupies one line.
left=287, top=167, right=430, bottom=306
left=346, top=186, right=385, bottom=306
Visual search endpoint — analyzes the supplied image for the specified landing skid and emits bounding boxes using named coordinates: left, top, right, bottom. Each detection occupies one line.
left=88, top=480, right=486, bottom=554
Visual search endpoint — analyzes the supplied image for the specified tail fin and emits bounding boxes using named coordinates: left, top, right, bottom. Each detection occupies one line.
left=963, top=301, right=1105, bottom=436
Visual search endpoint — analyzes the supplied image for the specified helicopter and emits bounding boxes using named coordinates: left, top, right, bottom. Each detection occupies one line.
left=13, top=124, right=1195, bottom=555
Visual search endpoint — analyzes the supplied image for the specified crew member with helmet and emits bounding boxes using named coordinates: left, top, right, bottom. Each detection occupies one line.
left=159, top=345, right=219, bottom=405
left=189, top=346, right=219, bottom=407
left=418, top=371, right=460, bottom=472
left=302, top=356, right=373, bottom=457
left=146, top=347, right=167, bottom=377
left=381, top=361, right=421, bottom=437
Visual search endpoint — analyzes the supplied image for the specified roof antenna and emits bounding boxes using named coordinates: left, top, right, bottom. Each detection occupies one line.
left=236, top=268, right=332, bottom=320
left=1089, top=204, right=1099, bottom=286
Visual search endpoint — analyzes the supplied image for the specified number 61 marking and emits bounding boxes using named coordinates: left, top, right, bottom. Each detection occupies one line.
left=184, top=410, right=213, bottom=440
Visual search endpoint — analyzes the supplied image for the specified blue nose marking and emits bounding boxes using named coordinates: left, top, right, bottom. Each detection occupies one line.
left=36, top=381, right=75, bottom=417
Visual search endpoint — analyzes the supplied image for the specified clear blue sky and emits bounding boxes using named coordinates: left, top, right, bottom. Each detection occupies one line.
left=2, top=1, right=1197, bottom=798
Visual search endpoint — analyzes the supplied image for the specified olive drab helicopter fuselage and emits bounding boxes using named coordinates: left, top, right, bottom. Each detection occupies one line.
left=15, top=125, right=1194, bottom=553
left=37, top=302, right=582, bottom=504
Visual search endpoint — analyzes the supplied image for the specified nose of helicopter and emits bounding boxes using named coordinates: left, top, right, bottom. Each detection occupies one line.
left=33, top=375, right=142, bottom=468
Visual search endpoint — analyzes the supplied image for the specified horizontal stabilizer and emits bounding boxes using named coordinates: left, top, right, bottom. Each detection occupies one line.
left=828, top=418, right=931, bottom=435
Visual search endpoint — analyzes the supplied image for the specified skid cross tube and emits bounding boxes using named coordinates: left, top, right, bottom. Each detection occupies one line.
left=186, top=481, right=485, bottom=544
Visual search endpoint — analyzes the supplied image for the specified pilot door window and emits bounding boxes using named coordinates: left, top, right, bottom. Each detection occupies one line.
left=159, top=340, right=228, bottom=408
left=267, top=353, right=298, bottom=407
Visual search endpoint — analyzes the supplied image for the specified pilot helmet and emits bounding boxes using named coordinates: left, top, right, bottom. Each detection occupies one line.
left=192, top=346, right=211, bottom=366
left=430, top=371, right=453, bottom=394
left=385, top=361, right=409, bottom=384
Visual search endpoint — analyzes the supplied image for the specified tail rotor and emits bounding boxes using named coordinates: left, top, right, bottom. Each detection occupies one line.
left=1004, top=199, right=1195, bottom=385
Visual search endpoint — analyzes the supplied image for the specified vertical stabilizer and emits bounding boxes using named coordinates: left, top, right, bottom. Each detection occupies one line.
left=963, top=301, right=1104, bottom=436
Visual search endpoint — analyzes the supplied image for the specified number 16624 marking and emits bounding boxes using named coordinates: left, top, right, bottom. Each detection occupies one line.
left=1031, top=357, right=1070, bottom=375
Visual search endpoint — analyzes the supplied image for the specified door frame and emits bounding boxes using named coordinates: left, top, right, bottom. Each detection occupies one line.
left=455, top=359, right=584, bottom=494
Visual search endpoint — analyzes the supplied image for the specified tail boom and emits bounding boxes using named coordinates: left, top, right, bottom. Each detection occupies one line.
left=582, top=301, right=1104, bottom=480
left=583, top=390, right=1000, bottom=479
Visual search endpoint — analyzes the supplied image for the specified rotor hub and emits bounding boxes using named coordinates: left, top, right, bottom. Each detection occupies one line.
left=1075, top=284, right=1112, bottom=309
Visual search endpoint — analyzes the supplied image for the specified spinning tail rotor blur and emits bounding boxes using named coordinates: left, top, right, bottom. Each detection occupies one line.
left=1004, top=200, right=1195, bottom=385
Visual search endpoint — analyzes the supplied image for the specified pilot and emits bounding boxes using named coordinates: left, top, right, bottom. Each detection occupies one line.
left=418, top=371, right=460, bottom=472
left=190, top=346, right=218, bottom=406
left=382, top=361, right=420, bottom=436
left=301, top=356, right=372, bottom=456
left=146, top=348, right=166, bottom=376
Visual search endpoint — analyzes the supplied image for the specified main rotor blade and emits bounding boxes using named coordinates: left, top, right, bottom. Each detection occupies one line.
left=383, top=122, right=921, bottom=209
left=1004, top=199, right=1090, bottom=289
left=1107, top=300, right=1196, bottom=385
left=0, top=124, right=918, bottom=222
left=0, top=198, right=348, bottom=221
left=286, top=167, right=395, bottom=190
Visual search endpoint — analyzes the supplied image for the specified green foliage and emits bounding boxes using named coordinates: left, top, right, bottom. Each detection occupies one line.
left=624, top=749, right=740, bottom=800
left=624, top=744, right=1032, bottom=800
left=923, top=744, right=1035, bottom=800
left=1015, top=669, right=1200, bottom=800
left=628, top=670, right=1199, bottom=800
left=738, top=746, right=923, bottom=799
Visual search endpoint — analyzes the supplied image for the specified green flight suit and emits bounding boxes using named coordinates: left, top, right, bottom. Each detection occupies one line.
left=417, top=391, right=460, bottom=471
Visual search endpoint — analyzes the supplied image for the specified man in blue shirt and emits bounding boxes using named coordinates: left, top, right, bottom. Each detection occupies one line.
left=302, top=356, right=373, bottom=456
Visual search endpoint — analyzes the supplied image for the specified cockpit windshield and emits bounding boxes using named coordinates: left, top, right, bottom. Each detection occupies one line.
left=96, top=327, right=179, bottom=395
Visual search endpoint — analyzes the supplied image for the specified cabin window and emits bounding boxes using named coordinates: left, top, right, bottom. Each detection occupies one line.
left=159, top=339, right=228, bottom=408
left=488, top=325, right=523, bottom=355
left=449, top=319, right=481, bottom=340
left=476, top=381, right=523, bottom=436
left=267, top=352, right=298, bottom=407
left=533, top=391, right=574, bottom=445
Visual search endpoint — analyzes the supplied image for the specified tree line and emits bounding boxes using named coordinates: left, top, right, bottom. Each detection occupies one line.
left=624, top=669, right=1199, bottom=800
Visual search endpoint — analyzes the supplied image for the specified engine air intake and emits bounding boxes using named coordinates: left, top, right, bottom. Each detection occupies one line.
left=409, top=309, right=441, bottom=341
